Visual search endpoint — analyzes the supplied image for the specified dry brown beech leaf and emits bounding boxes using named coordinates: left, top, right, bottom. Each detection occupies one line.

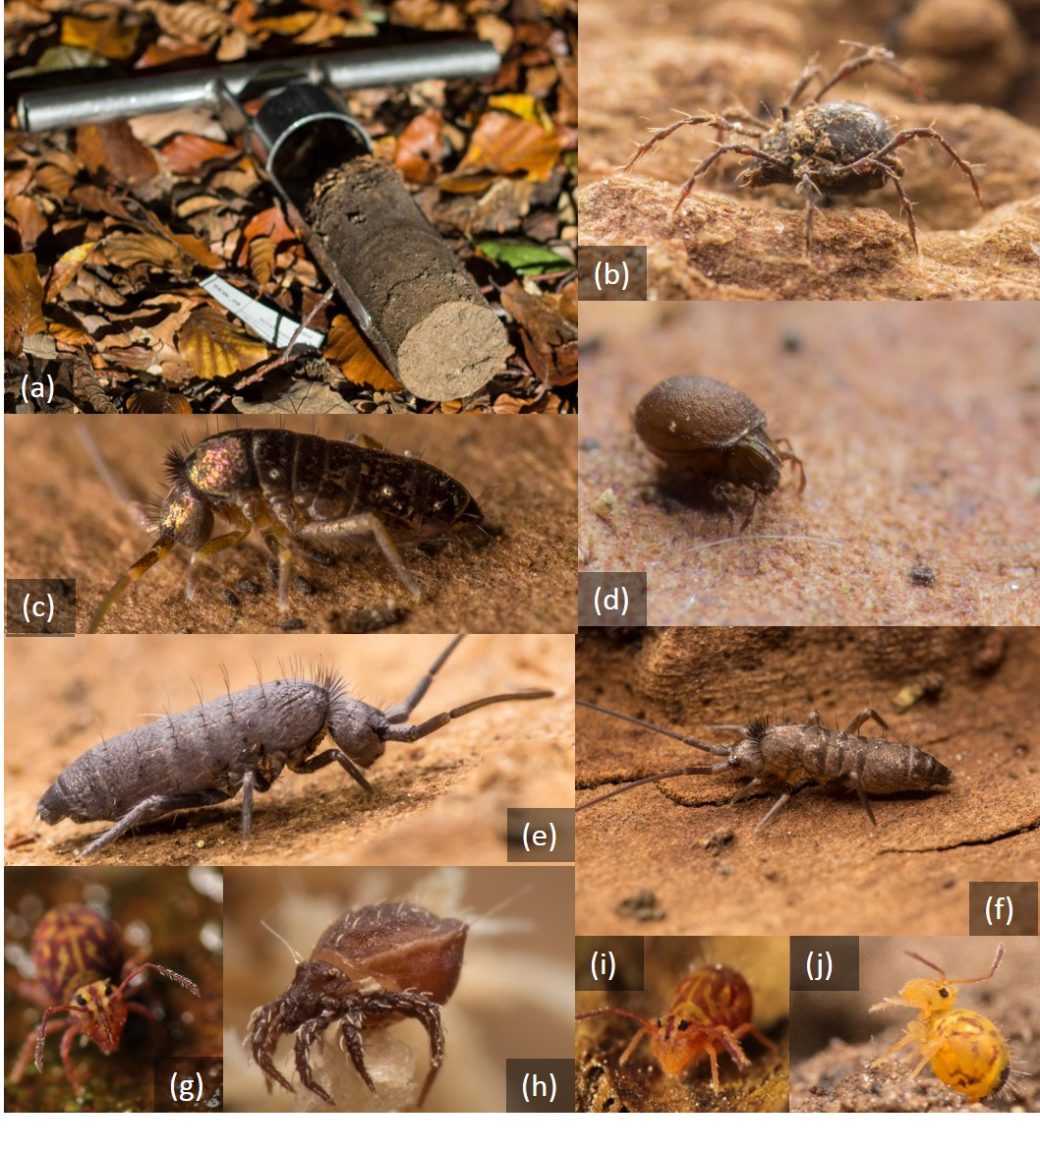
left=248, top=235, right=277, bottom=290
left=394, top=108, right=448, bottom=184
left=101, top=232, right=192, bottom=273
left=177, top=306, right=269, bottom=379
left=127, top=388, right=193, bottom=413
left=4, top=253, right=46, bottom=356
left=76, top=122, right=161, bottom=187
left=162, top=134, right=239, bottom=175
left=500, top=281, right=577, bottom=388
left=6, top=195, right=49, bottom=249
left=140, top=0, right=231, bottom=43
left=242, top=204, right=296, bottom=243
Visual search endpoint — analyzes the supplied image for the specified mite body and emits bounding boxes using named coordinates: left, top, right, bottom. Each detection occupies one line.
left=577, top=963, right=775, bottom=1093
left=635, top=375, right=805, bottom=529
left=577, top=701, right=951, bottom=828
left=37, top=636, right=552, bottom=856
left=9, top=905, right=200, bottom=1092
left=247, top=902, right=466, bottom=1108
left=623, top=42, right=982, bottom=252
left=89, top=428, right=483, bottom=632
left=870, top=945, right=1011, bottom=1103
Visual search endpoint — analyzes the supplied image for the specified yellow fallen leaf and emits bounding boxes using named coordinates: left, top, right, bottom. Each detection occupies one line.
left=440, top=111, right=561, bottom=192
left=323, top=313, right=400, bottom=393
left=61, top=13, right=139, bottom=59
left=45, top=242, right=98, bottom=302
left=178, top=307, right=269, bottom=379
left=488, top=93, right=554, bottom=133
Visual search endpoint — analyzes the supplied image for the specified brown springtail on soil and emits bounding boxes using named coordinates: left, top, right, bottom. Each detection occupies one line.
left=9, top=905, right=200, bottom=1092
left=37, top=636, right=553, bottom=856
left=576, top=699, right=951, bottom=828
left=88, top=427, right=484, bottom=632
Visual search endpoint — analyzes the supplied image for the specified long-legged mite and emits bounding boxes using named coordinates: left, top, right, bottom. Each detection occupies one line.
left=577, top=962, right=776, bottom=1094
left=576, top=699, right=951, bottom=828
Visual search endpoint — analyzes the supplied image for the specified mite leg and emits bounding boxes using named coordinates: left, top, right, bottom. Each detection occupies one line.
left=780, top=53, right=822, bottom=115
left=120, top=963, right=200, bottom=998
left=814, top=42, right=925, bottom=104
left=247, top=1003, right=296, bottom=1094
left=880, top=166, right=919, bottom=254
left=797, top=172, right=824, bottom=254
left=732, top=1021, right=778, bottom=1052
left=339, top=1012, right=376, bottom=1096
left=622, top=113, right=760, bottom=172
left=296, top=513, right=421, bottom=598
left=870, top=1028, right=918, bottom=1066
left=774, top=438, right=807, bottom=492
left=290, top=749, right=375, bottom=792
left=185, top=506, right=254, bottom=600
left=872, top=128, right=982, bottom=205
left=372, top=993, right=445, bottom=1106
left=293, top=1016, right=336, bottom=1104
left=10, top=1015, right=67, bottom=1082
left=676, top=144, right=783, bottom=211
left=60, top=1021, right=88, bottom=1091
left=754, top=791, right=795, bottom=830
left=77, top=790, right=231, bottom=857
left=617, top=1025, right=651, bottom=1066
left=88, top=532, right=176, bottom=632
left=844, top=708, right=888, bottom=735
left=738, top=489, right=761, bottom=532
left=704, top=1041, right=722, bottom=1093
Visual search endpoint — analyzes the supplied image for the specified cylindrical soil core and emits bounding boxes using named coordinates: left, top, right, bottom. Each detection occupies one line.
left=305, top=157, right=511, bottom=402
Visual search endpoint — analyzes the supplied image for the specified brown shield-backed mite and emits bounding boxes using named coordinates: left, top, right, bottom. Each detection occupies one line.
left=623, top=41, right=982, bottom=253
left=9, top=905, right=201, bottom=1093
left=635, top=375, right=805, bottom=529
left=246, top=902, right=466, bottom=1109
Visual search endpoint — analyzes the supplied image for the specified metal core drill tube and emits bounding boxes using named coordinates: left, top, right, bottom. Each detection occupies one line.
left=16, top=40, right=501, bottom=132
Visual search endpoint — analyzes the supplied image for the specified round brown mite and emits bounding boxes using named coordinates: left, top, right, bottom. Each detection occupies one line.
left=635, top=375, right=806, bottom=529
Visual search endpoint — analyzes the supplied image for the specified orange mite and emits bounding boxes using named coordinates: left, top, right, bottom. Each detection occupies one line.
left=576, top=963, right=776, bottom=1092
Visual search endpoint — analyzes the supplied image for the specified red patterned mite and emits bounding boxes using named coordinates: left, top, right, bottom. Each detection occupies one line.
left=9, top=905, right=200, bottom=1092
left=576, top=963, right=776, bottom=1092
